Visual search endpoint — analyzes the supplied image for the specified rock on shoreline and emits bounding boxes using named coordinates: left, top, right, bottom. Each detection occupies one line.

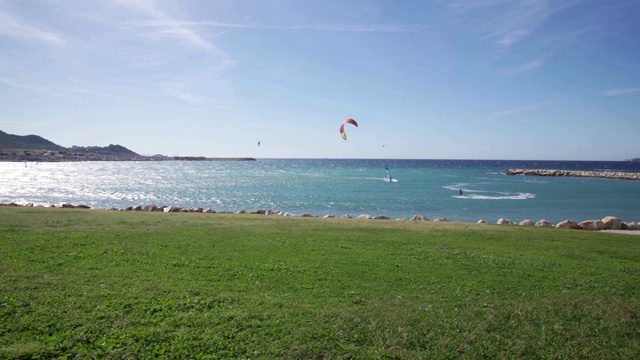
left=1, top=202, right=638, bottom=233
left=503, top=169, right=640, bottom=181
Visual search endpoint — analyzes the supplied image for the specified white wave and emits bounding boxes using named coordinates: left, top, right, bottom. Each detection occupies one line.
left=454, top=192, right=535, bottom=200
left=443, top=183, right=469, bottom=191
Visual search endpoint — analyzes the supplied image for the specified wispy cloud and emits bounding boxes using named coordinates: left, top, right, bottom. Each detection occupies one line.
left=0, top=10, right=64, bottom=45
left=543, top=26, right=602, bottom=48
left=603, top=88, right=640, bottom=96
left=115, top=0, right=221, bottom=53
left=69, top=88, right=126, bottom=100
left=0, top=76, right=66, bottom=97
left=163, top=87, right=233, bottom=106
left=502, top=57, right=545, bottom=75
left=127, top=20, right=428, bottom=33
left=114, top=0, right=237, bottom=106
left=446, top=0, right=581, bottom=49
left=493, top=99, right=561, bottom=117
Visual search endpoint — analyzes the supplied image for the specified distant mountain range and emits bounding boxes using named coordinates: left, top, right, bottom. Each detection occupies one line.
left=0, top=130, right=139, bottom=156
left=0, top=130, right=256, bottom=162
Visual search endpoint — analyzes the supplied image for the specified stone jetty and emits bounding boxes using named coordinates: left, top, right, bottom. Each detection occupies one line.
left=503, top=169, right=640, bottom=181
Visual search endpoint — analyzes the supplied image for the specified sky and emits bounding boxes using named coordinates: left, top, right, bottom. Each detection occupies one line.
left=1, top=0, right=639, bottom=160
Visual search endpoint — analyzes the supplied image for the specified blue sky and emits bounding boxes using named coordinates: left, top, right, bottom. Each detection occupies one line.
left=1, top=0, right=639, bottom=160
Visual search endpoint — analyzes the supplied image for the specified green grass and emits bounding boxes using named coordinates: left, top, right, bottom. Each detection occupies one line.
left=1, top=207, right=639, bottom=359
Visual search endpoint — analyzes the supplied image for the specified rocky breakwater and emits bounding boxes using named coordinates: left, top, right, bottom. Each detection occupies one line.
left=3, top=202, right=640, bottom=233
left=503, top=169, right=640, bottom=180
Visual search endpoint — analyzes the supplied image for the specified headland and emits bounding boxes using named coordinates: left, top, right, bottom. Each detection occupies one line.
left=0, top=130, right=255, bottom=161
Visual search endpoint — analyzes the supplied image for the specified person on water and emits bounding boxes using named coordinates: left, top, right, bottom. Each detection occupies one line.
left=459, top=189, right=463, bottom=195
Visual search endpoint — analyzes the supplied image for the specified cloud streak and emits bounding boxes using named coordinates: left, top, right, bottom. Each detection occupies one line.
left=115, top=0, right=221, bottom=53
left=446, top=0, right=581, bottom=49
left=502, top=57, right=545, bottom=75
left=603, top=88, right=640, bottom=96
left=127, top=20, right=428, bottom=33
left=0, top=76, right=66, bottom=97
left=493, top=99, right=561, bottom=117
left=0, top=10, right=64, bottom=45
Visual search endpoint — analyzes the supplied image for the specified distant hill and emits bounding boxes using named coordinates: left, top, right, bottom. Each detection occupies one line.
left=69, top=144, right=138, bottom=157
left=0, top=129, right=139, bottom=156
left=0, top=130, right=66, bottom=151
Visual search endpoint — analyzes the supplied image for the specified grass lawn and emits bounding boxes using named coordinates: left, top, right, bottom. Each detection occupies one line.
left=1, top=207, right=639, bottom=359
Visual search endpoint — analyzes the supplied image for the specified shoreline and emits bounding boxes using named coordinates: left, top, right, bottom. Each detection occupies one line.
left=504, top=169, right=640, bottom=180
left=0, top=157, right=257, bottom=162
left=2, top=201, right=639, bottom=233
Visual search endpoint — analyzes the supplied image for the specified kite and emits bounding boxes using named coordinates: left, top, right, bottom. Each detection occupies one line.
left=257, top=141, right=261, bottom=147
left=339, top=118, right=358, bottom=140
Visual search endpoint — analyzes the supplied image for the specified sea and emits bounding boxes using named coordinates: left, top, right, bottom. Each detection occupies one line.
left=1, top=159, right=639, bottom=224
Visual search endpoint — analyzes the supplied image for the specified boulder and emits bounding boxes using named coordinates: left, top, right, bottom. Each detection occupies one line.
left=593, top=220, right=605, bottom=230
left=236, top=210, right=247, bottom=214
left=602, top=216, right=622, bottom=230
left=433, top=217, right=449, bottom=222
left=266, top=209, right=283, bottom=216
left=578, top=221, right=596, bottom=231
left=477, top=219, right=487, bottom=224
left=410, top=214, right=429, bottom=221
left=556, top=220, right=581, bottom=229
left=357, top=214, right=373, bottom=219
left=341, top=214, right=353, bottom=219
left=132, top=205, right=143, bottom=211
left=519, top=219, right=535, bottom=226
left=497, top=218, right=515, bottom=225
left=143, top=204, right=158, bottom=211
left=535, top=219, right=554, bottom=228
left=189, top=207, right=204, bottom=213
left=76, top=204, right=91, bottom=209
left=323, top=214, right=336, bottom=218
left=61, top=203, right=75, bottom=209
left=300, top=213, right=316, bottom=217
left=627, top=222, right=639, bottom=230
left=373, top=215, right=390, bottom=220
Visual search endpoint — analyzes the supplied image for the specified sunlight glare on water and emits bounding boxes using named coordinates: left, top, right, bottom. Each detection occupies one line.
left=1, top=159, right=639, bottom=223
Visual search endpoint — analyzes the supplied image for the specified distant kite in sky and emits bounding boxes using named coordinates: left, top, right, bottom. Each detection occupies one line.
left=257, top=141, right=261, bottom=147
left=340, top=118, right=358, bottom=140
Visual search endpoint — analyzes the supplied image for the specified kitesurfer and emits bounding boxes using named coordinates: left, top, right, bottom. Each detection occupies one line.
left=340, top=118, right=358, bottom=140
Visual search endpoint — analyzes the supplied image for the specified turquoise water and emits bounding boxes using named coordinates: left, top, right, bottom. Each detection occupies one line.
left=1, top=159, right=639, bottom=224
